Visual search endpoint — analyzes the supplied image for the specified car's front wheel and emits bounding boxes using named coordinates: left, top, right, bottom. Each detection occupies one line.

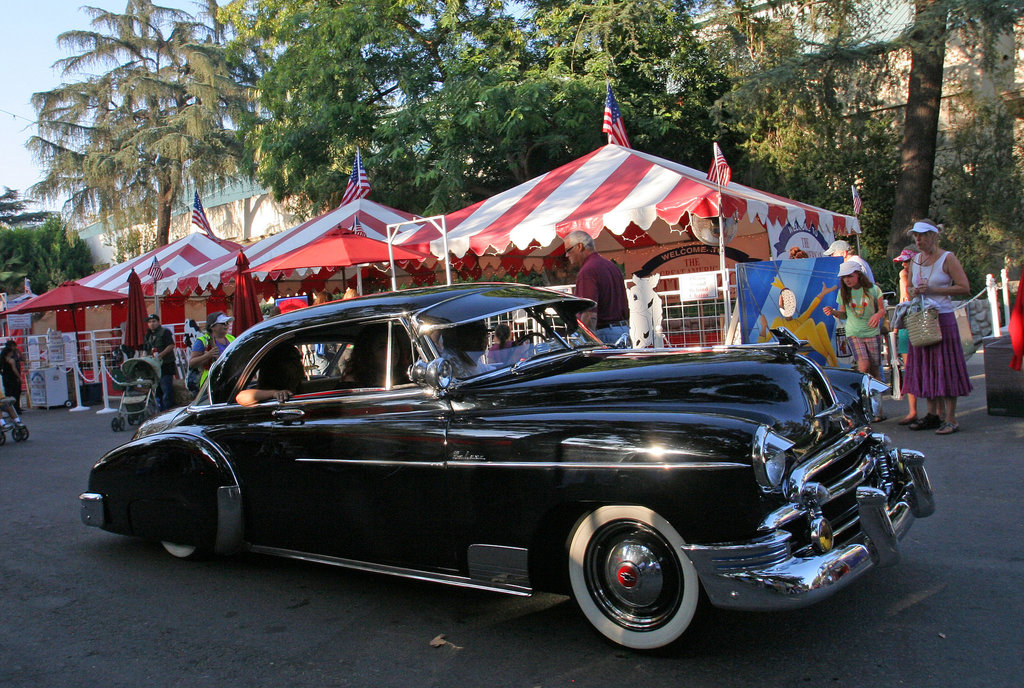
left=568, top=506, right=700, bottom=650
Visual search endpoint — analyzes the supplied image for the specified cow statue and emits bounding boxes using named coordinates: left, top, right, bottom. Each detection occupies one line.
left=628, top=273, right=664, bottom=348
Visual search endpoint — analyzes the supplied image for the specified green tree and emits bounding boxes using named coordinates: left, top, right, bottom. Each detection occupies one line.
left=222, top=0, right=728, bottom=216
left=889, top=0, right=1024, bottom=255
left=0, top=217, right=94, bottom=294
left=29, top=0, right=249, bottom=248
left=0, top=187, right=54, bottom=228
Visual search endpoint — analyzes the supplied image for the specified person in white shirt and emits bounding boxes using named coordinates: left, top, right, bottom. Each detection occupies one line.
left=823, top=239, right=874, bottom=283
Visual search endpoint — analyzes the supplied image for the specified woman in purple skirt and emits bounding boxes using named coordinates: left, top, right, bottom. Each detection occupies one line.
left=903, top=220, right=972, bottom=434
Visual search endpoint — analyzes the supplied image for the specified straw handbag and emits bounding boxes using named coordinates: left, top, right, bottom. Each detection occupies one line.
left=905, top=298, right=942, bottom=347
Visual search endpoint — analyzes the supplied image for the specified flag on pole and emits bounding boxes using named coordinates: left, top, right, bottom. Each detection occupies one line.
left=192, top=192, right=215, bottom=239
left=351, top=215, right=366, bottom=236
left=147, top=256, right=163, bottom=283
left=341, top=149, right=371, bottom=206
left=851, top=185, right=863, bottom=215
left=707, top=142, right=731, bottom=187
left=602, top=84, right=630, bottom=148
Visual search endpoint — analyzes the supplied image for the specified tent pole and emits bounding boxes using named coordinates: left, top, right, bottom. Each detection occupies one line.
left=717, top=199, right=732, bottom=343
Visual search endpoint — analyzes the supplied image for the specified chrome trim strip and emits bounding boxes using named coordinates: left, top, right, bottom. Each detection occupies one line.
left=292, top=458, right=748, bottom=470
left=294, top=458, right=447, bottom=468
left=247, top=545, right=533, bottom=596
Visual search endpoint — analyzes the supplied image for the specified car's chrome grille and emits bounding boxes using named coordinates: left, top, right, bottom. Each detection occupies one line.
left=764, top=431, right=898, bottom=544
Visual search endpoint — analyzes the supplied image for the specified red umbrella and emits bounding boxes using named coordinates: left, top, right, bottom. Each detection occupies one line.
left=3, top=280, right=127, bottom=355
left=232, top=251, right=263, bottom=336
left=123, top=271, right=148, bottom=350
left=247, top=228, right=426, bottom=275
left=4, top=280, right=127, bottom=314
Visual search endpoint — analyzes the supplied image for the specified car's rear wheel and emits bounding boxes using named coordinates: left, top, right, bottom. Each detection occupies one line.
left=568, top=505, right=700, bottom=650
left=161, top=541, right=201, bottom=559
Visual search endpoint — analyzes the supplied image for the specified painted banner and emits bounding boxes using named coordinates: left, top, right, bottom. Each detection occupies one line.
left=736, top=257, right=842, bottom=367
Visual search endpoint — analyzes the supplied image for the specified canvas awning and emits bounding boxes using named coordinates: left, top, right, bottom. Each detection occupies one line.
left=163, top=198, right=421, bottom=295
left=79, top=231, right=242, bottom=296
left=393, top=145, right=859, bottom=264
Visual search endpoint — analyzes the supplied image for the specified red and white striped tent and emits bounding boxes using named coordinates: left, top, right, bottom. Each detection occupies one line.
left=393, top=145, right=859, bottom=275
left=79, top=231, right=242, bottom=296
left=162, top=198, right=421, bottom=295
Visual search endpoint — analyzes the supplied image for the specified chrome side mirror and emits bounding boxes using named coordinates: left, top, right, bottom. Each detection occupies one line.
left=411, top=358, right=453, bottom=393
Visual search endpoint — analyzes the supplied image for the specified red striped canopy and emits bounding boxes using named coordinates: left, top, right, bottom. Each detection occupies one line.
left=393, top=145, right=859, bottom=261
left=164, top=198, right=420, bottom=295
left=78, top=231, right=241, bottom=296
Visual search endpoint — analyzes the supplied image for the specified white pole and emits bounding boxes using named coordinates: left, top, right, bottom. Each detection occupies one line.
left=69, top=362, right=89, bottom=412
left=716, top=199, right=732, bottom=342
left=986, top=273, right=1001, bottom=335
left=387, top=224, right=399, bottom=292
left=1001, top=267, right=1011, bottom=330
left=96, top=357, right=118, bottom=414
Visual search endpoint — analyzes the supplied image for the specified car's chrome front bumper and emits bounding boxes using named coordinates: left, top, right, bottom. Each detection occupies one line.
left=682, top=445, right=934, bottom=611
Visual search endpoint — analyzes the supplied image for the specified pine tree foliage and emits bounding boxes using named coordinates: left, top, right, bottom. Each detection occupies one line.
left=28, top=0, right=249, bottom=247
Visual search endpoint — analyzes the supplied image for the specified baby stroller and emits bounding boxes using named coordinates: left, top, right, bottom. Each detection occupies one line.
left=0, top=396, right=28, bottom=444
left=109, top=357, right=160, bottom=432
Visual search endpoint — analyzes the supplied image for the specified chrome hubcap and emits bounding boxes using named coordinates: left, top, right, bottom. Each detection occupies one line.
left=585, top=521, right=682, bottom=631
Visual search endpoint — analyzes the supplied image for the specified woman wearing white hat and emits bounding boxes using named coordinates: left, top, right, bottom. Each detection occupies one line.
left=903, top=219, right=972, bottom=434
left=824, top=261, right=886, bottom=419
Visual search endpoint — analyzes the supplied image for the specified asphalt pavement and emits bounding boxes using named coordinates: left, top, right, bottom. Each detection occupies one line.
left=1, top=347, right=1022, bottom=687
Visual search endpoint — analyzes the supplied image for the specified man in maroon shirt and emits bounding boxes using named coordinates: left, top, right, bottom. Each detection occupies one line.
left=563, top=230, right=629, bottom=345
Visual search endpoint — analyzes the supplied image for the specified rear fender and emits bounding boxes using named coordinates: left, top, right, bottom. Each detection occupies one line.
left=88, top=433, right=242, bottom=554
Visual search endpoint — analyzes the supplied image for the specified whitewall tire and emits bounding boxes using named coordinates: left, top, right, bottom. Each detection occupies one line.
left=568, top=505, right=701, bottom=650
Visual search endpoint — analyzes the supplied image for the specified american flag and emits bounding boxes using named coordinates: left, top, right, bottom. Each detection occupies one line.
left=706, top=142, right=731, bottom=187
left=851, top=185, right=862, bottom=215
left=341, top=149, right=371, bottom=206
left=602, top=84, right=630, bottom=148
left=350, top=215, right=366, bottom=236
left=192, top=191, right=215, bottom=239
left=147, top=256, right=163, bottom=283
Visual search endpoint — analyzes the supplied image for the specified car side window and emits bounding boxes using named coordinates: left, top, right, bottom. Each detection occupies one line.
left=235, top=320, right=415, bottom=404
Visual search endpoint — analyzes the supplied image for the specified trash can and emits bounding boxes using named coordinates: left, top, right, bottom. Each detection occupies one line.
left=983, top=336, right=1024, bottom=417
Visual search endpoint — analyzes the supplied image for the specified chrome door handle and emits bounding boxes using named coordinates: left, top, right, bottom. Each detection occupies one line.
left=272, top=408, right=306, bottom=425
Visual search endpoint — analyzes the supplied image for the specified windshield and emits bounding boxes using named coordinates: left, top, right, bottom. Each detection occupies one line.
left=425, top=304, right=602, bottom=380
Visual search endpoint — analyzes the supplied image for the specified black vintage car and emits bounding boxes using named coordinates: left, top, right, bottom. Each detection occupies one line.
left=80, top=283, right=934, bottom=649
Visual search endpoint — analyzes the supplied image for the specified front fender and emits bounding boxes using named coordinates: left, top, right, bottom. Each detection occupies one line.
left=87, top=432, right=242, bottom=554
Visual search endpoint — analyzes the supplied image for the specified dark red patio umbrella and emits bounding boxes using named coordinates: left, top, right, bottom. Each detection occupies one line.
left=123, top=270, right=148, bottom=350
left=3, top=280, right=127, bottom=357
left=232, top=251, right=263, bottom=336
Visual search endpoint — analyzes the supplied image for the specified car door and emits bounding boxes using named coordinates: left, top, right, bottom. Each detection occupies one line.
left=200, top=322, right=455, bottom=573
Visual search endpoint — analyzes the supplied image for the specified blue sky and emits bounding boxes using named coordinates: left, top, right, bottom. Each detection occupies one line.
left=0, top=0, right=199, bottom=205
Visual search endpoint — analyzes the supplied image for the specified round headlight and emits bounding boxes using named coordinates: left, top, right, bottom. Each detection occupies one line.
left=752, top=426, right=795, bottom=493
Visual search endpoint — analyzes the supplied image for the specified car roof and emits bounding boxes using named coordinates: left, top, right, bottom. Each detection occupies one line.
left=205, top=283, right=593, bottom=403
left=248, top=283, right=592, bottom=336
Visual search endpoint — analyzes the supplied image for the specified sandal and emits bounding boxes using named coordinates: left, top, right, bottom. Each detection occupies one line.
left=908, top=413, right=941, bottom=431
left=872, top=415, right=887, bottom=424
left=897, top=416, right=918, bottom=426
left=935, top=422, right=959, bottom=435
